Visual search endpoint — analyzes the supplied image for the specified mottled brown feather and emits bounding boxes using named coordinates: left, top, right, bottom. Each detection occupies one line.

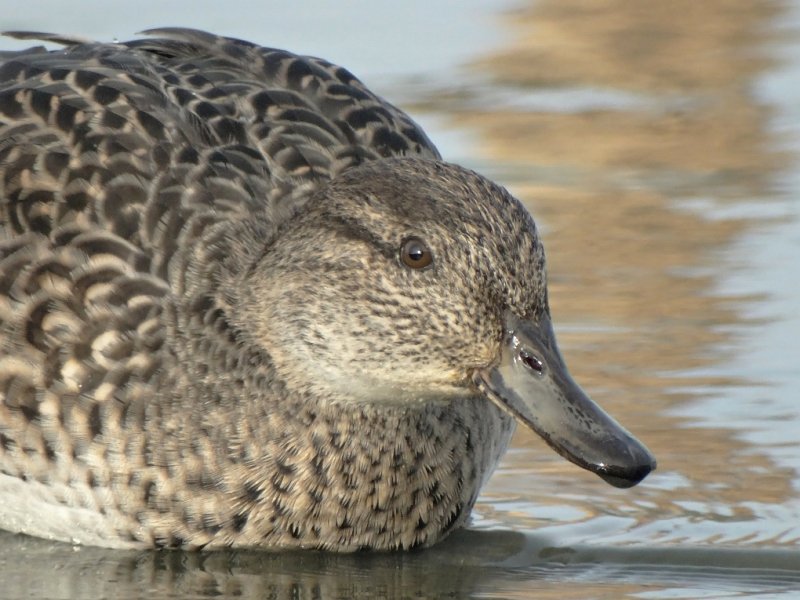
left=0, top=29, right=550, bottom=550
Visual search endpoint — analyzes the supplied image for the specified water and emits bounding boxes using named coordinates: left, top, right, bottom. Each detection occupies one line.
left=2, top=0, right=800, bottom=598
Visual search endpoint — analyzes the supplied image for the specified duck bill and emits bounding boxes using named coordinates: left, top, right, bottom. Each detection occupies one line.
left=474, top=312, right=656, bottom=488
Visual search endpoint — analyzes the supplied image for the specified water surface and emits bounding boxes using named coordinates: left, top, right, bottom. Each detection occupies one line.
left=2, top=1, right=799, bottom=598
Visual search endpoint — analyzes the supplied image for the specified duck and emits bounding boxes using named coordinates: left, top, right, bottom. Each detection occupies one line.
left=0, top=28, right=655, bottom=551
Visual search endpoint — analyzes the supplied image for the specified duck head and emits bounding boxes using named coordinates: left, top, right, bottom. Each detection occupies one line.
left=242, top=157, right=655, bottom=488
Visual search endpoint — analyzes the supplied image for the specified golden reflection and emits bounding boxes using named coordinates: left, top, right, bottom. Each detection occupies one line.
left=430, top=0, right=795, bottom=535
left=476, top=1, right=783, bottom=93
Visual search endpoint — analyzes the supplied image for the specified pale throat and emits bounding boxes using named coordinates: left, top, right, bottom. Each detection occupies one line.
left=251, top=300, right=478, bottom=407
left=290, top=352, right=475, bottom=407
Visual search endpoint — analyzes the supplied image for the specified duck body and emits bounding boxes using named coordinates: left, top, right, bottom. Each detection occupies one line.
left=0, top=29, right=654, bottom=550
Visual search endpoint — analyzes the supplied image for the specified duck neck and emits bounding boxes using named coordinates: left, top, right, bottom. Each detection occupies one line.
left=149, top=211, right=516, bottom=548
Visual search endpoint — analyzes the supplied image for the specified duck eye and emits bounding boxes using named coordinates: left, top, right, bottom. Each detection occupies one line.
left=400, top=236, right=433, bottom=269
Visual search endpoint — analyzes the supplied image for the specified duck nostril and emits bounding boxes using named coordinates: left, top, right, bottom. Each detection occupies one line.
left=519, top=350, right=544, bottom=375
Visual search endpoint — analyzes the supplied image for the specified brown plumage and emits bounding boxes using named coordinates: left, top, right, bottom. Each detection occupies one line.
left=0, top=29, right=654, bottom=550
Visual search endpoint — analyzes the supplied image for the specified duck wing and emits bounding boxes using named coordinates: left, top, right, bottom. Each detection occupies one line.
left=0, top=29, right=439, bottom=516
left=1, top=27, right=441, bottom=237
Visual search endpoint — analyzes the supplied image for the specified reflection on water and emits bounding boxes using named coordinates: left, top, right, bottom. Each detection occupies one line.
left=2, top=0, right=800, bottom=598
left=3, top=529, right=799, bottom=599
left=440, top=0, right=800, bottom=557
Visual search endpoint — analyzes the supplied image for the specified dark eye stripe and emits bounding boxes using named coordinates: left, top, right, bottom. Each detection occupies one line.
left=326, top=215, right=396, bottom=260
